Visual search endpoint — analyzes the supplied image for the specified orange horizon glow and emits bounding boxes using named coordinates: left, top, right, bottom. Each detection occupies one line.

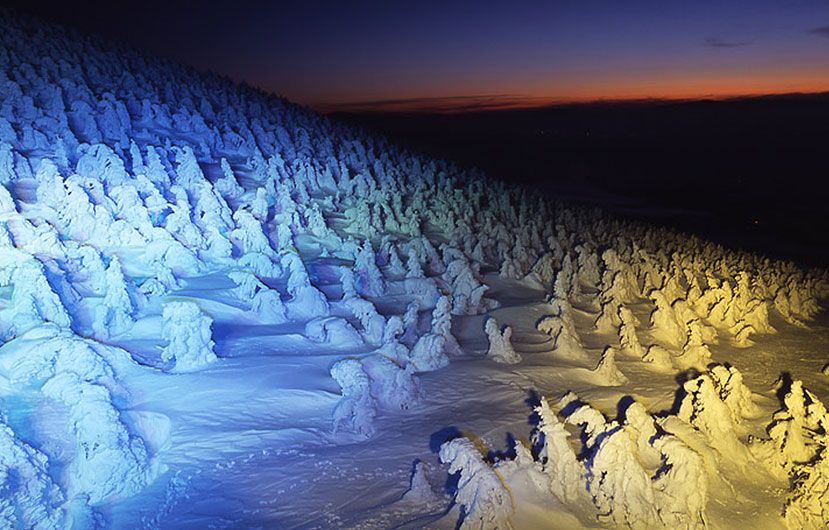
left=306, top=58, right=829, bottom=113
left=312, top=76, right=829, bottom=114
left=29, top=0, right=829, bottom=118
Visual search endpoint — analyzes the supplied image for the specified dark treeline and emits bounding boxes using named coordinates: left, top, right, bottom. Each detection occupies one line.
left=333, top=93, right=829, bottom=267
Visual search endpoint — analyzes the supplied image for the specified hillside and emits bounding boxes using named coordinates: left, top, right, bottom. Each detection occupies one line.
left=1, top=9, right=829, bottom=529
left=334, top=95, right=829, bottom=267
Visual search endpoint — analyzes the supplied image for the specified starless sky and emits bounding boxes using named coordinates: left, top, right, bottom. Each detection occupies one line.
left=5, top=0, right=829, bottom=112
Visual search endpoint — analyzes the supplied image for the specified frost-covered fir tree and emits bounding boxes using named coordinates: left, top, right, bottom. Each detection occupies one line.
left=617, top=306, right=645, bottom=358
left=439, top=437, right=513, bottom=529
left=215, top=158, right=244, bottom=199
left=677, top=372, right=750, bottom=462
left=409, top=295, right=460, bottom=371
left=283, top=252, right=330, bottom=319
left=330, top=358, right=375, bottom=437
left=593, top=345, right=628, bottom=386
left=0, top=254, right=72, bottom=339
left=354, top=241, right=385, bottom=297
left=485, top=317, right=521, bottom=364
left=0, top=416, right=66, bottom=529
left=161, top=301, right=217, bottom=372
left=251, top=288, right=287, bottom=324
left=532, top=397, right=584, bottom=504
left=92, top=255, right=135, bottom=339
left=652, top=435, right=708, bottom=529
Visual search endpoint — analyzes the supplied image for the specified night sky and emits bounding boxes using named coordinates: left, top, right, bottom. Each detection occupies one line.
left=5, top=0, right=829, bottom=112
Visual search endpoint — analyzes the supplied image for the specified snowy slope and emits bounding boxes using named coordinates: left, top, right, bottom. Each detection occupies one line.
left=1, top=9, right=829, bottom=530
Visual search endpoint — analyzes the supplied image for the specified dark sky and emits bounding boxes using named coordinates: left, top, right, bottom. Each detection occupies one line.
left=5, top=0, right=829, bottom=112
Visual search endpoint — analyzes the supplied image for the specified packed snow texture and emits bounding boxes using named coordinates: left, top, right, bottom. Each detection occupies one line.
left=0, top=8, right=828, bottom=529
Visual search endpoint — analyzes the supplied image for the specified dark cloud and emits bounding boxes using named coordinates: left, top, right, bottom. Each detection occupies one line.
left=808, top=25, right=829, bottom=37
left=704, top=37, right=752, bottom=48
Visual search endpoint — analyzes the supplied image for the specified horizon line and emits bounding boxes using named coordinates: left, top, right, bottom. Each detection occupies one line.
left=315, top=89, right=829, bottom=115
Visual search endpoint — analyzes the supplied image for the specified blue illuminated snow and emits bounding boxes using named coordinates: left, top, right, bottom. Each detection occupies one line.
left=1, top=7, right=828, bottom=530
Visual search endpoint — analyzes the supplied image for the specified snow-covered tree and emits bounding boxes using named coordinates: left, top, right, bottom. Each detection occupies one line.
left=485, top=317, right=520, bottom=364
left=343, top=295, right=385, bottom=346
left=537, top=299, right=588, bottom=361
left=532, top=397, right=584, bottom=504
left=584, top=422, right=660, bottom=528
left=305, top=316, right=363, bottom=345
left=617, top=306, right=645, bottom=358
left=677, top=372, right=750, bottom=462
left=592, top=345, right=628, bottom=386
left=282, top=252, right=329, bottom=319
left=362, top=354, right=421, bottom=411
left=652, top=435, right=708, bottom=529
left=92, top=255, right=135, bottom=339
left=0, top=253, right=72, bottom=339
left=0, top=417, right=66, bottom=529
left=215, top=158, right=244, bottom=199
left=40, top=372, right=155, bottom=503
left=354, top=242, right=385, bottom=297
left=642, top=344, right=674, bottom=372
left=330, top=358, right=375, bottom=437
left=161, top=301, right=217, bottom=372
left=649, top=290, right=686, bottom=349
left=439, top=437, right=513, bottom=529
left=409, top=295, right=459, bottom=371
left=751, top=379, right=827, bottom=479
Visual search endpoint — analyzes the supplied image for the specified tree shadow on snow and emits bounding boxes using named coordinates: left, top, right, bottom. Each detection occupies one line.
left=430, top=426, right=463, bottom=453
left=525, top=388, right=548, bottom=460
left=486, top=432, right=517, bottom=463
left=525, top=388, right=542, bottom=424
left=775, top=371, right=794, bottom=404
left=615, top=394, right=636, bottom=423
left=655, top=368, right=702, bottom=416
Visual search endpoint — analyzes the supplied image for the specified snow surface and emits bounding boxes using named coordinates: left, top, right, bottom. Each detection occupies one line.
left=1, top=8, right=829, bottom=529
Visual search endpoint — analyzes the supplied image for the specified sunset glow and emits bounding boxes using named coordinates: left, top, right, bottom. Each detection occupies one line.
left=9, top=0, right=829, bottom=113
